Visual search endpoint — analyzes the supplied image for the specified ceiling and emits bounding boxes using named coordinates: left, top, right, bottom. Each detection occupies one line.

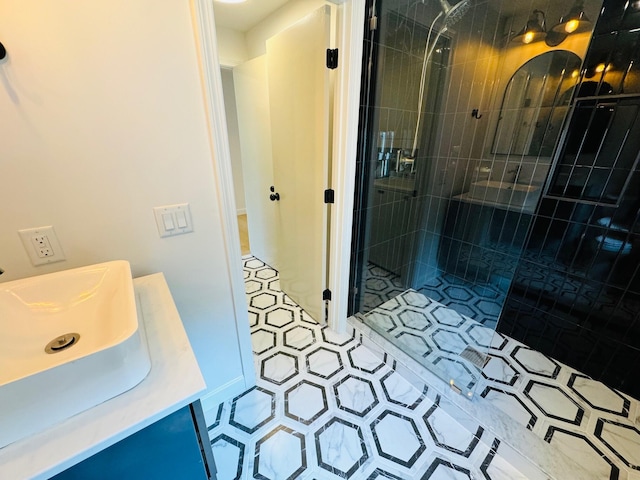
left=213, top=0, right=290, bottom=32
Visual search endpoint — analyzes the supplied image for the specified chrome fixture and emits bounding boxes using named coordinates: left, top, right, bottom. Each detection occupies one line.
left=508, top=165, right=522, bottom=184
left=436, top=0, right=472, bottom=27
left=45, top=333, right=81, bottom=354
left=411, top=0, right=472, bottom=158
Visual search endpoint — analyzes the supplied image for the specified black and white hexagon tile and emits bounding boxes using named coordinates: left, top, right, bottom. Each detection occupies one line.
left=205, top=256, right=562, bottom=480
left=360, top=273, right=640, bottom=480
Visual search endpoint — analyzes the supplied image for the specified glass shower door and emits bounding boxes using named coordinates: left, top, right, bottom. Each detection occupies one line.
left=349, top=0, right=496, bottom=397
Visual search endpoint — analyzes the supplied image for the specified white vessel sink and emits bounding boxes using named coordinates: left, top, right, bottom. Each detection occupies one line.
left=0, top=260, right=151, bottom=448
left=467, top=180, right=540, bottom=208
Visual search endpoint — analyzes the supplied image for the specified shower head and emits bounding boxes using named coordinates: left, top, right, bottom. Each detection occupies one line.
left=438, top=0, right=471, bottom=27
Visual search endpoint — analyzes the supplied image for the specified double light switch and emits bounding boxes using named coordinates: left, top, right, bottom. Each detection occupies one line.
left=153, top=203, right=193, bottom=238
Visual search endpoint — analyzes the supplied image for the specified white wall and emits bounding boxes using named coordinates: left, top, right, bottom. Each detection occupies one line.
left=221, top=68, right=247, bottom=214
left=245, top=0, right=328, bottom=59
left=216, top=26, right=249, bottom=67
left=0, top=0, right=251, bottom=404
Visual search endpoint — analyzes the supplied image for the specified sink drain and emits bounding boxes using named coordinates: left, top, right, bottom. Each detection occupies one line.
left=45, top=333, right=80, bottom=354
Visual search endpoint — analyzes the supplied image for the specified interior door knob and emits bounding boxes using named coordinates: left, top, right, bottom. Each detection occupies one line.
left=270, top=192, right=280, bottom=201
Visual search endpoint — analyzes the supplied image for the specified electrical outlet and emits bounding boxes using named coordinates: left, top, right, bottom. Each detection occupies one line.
left=18, top=226, right=66, bottom=266
left=30, top=234, right=54, bottom=257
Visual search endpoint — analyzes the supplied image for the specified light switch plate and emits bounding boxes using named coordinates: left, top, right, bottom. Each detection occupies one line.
left=18, top=226, right=66, bottom=266
left=153, top=203, right=193, bottom=238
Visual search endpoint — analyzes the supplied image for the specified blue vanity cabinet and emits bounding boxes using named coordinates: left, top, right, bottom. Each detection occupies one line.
left=51, top=400, right=216, bottom=480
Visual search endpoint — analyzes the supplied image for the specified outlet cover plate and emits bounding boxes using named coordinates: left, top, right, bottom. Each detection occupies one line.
left=18, top=226, right=66, bottom=266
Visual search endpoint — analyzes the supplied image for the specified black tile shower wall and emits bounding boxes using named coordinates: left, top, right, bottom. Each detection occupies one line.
left=498, top=0, right=640, bottom=399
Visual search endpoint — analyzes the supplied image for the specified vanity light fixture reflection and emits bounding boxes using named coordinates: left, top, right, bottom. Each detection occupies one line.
left=512, top=10, right=546, bottom=44
left=551, top=0, right=592, bottom=34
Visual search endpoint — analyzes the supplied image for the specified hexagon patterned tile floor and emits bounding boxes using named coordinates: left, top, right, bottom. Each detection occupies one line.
left=206, top=256, right=640, bottom=480
left=361, top=263, right=505, bottom=329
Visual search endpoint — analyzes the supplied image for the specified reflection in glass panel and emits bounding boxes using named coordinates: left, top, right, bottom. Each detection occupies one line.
left=348, top=0, right=593, bottom=398
left=492, top=51, right=582, bottom=156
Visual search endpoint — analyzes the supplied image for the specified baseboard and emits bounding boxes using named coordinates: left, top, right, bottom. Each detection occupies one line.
left=236, top=208, right=246, bottom=215
left=199, top=375, right=250, bottom=413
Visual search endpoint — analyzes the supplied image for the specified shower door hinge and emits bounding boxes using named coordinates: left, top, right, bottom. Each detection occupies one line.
left=324, top=189, right=335, bottom=204
left=323, top=289, right=332, bottom=301
left=326, top=49, right=338, bottom=69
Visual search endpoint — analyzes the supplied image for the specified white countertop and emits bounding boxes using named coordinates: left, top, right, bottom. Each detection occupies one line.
left=453, top=192, right=537, bottom=214
left=0, top=273, right=206, bottom=480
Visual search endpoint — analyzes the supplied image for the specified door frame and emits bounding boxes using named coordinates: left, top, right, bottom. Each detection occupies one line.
left=191, top=0, right=364, bottom=338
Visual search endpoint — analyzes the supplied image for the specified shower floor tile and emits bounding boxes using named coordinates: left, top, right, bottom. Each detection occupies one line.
left=359, top=288, right=640, bottom=480
left=205, top=256, right=547, bottom=480
left=361, top=262, right=504, bottom=328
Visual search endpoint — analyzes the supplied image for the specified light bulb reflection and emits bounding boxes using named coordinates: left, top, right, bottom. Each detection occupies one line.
left=564, top=19, right=580, bottom=33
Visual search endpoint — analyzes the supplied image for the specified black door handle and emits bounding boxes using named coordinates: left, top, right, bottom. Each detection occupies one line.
left=270, top=193, right=280, bottom=201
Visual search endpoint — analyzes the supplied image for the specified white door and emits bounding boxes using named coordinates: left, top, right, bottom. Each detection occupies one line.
left=267, top=5, right=334, bottom=322
left=233, top=56, right=280, bottom=270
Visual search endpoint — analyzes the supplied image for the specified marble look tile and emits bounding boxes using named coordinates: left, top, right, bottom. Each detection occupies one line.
left=283, top=325, right=316, bottom=351
left=397, top=308, right=433, bottom=331
left=483, top=439, right=551, bottom=480
left=252, top=328, right=277, bottom=355
left=315, top=417, right=368, bottom=477
left=348, top=344, right=385, bottom=373
left=284, top=380, right=328, bottom=425
left=210, top=433, right=244, bottom=480
left=465, top=323, right=494, bottom=349
left=568, top=374, right=631, bottom=416
left=480, top=387, right=536, bottom=430
left=380, top=371, right=424, bottom=409
left=334, top=375, right=379, bottom=417
left=432, top=357, right=476, bottom=391
left=401, top=290, right=432, bottom=308
left=306, top=347, right=343, bottom=379
left=421, top=457, right=472, bottom=479
left=510, top=346, right=560, bottom=379
left=254, top=426, right=306, bottom=479
left=424, top=403, right=482, bottom=457
left=395, top=330, right=433, bottom=357
left=482, top=355, right=519, bottom=386
left=431, top=329, right=469, bottom=355
left=596, top=419, right=640, bottom=469
left=206, top=256, right=624, bottom=480
left=371, top=410, right=426, bottom=468
left=261, top=351, right=299, bottom=385
left=322, top=326, right=356, bottom=346
left=482, top=452, right=531, bottom=480
left=229, top=386, right=275, bottom=434
left=546, top=428, right=619, bottom=479
left=524, top=381, right=585, bottom=426
left=364, top=311, right=398, bottom=333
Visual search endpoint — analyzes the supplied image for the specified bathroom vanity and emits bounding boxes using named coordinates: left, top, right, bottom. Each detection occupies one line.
left=369, top=175, right=416, bottom=275
left=0, top=273, right=215, bottom=479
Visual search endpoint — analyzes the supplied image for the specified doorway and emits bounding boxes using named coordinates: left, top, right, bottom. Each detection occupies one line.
left=216, top=4, right=335, bottom=324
